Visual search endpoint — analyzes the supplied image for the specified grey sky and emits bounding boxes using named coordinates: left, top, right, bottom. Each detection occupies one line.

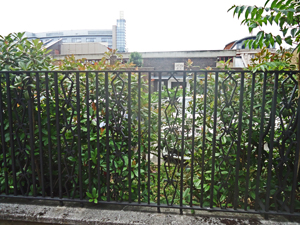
left=1, top=0, right=280, bottom=52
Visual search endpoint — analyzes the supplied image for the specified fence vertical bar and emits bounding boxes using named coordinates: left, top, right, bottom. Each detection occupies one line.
left=210, top=71, right=218, bottom=208
left=85, top=71, right=92, bottom=194
left=36, top=72, right=45, bottom=197
left=105, top=72, right=110, bottom=201
left=291, top=74, right=300, bottom=214
left=157, top=72, right=162, bottom=213
left=128, top=72, right=132, bottom=203
left=54, top=72, right=63, bottom=204
left=138, top=72, right=141, bottom=204
left=265, top=72, right=278, bottom=212
left=233, top=71, right=245, bottom=209
left=189, top=72, right=197, bottom=208
left=244, top=72, right=255, bottom=210
left=147, top=72, right=151, bottom=205
left=6, top=72, right=17, bottom=195
left=0, top=73, right=8, bottom=195
left=45, top=72, right=53, bottom=198
left=28, top=72, right=37, bottom=197
left=77, top=72, right=83, bottom=203
left=201, top=72, right=208, bottom=207
left=95, top=72, right=101, bottom=199
left=255, top=72, right=267, bottom=211
left=180, top=72, right=186, bottom=214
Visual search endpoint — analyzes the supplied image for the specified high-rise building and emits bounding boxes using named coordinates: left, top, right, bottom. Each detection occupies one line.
left=24, top=12, right=126, bottom=53
left=116, top=11, right=126, bottom=52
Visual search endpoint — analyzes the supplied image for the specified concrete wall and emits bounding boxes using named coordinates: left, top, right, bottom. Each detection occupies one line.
left=112, top=25, right=117, bottom=50
left=143, top=57, right=216, bottom=70
left=53, top=50, right=237, bottom=70
left=47, top=42, right=61, bottom=56
left=61, top=42, right=108, bottom=55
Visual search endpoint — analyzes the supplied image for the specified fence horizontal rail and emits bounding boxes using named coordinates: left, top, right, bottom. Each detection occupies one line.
left=0, top=70, right=299, bottom=217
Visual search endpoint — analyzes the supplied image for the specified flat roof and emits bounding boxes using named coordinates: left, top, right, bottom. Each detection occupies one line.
left=53, top=49, right=237, bottom=60
left=25, top=29, right=113, bottom=39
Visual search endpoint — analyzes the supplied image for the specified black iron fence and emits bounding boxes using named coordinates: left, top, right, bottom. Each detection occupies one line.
left=0, top=70, right=299, bottom=217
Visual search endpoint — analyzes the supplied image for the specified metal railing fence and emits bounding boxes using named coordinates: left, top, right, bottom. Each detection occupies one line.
left=0, top=70, right=299, bottom=217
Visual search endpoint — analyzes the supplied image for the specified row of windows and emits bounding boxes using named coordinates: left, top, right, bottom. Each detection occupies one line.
left=68, top=38, right=112, bottom=43
left=72, top=38, right=82, bottom=43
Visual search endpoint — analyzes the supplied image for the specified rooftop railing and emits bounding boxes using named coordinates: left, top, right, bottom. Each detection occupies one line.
left=0, top=70, right=299, bottom=217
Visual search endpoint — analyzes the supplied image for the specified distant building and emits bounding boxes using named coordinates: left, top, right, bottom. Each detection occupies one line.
left=24, top=11, right=126, bottom=54
left=219, top=36, right=276, bottom=68
left=117, top=11, right=126, bottom=53
left=53, top=49, right=236, bottom=91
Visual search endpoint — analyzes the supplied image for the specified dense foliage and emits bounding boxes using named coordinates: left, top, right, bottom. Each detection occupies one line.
left=0, top=33, right=156, bottom=202
left=0, top=33, right=54, bottom=71
left=129, top=52, right=143, bottom=67
left=229, top=0, right=300, bottom=52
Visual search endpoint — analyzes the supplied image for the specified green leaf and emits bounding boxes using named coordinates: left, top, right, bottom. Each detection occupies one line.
left=251, top=7, right=258, bottom=19
left=264, top=0, right=271, bottom=7
left=268, top=15, right=274, bottom=25
left=286, top=8, right=296, bottom=13
left=233, top=6, right=241, bottom=17
left=238, top=5, right=246, bottom=19
left=282, top=27, right=288, bottom=37
left=250, top=192, right=256, bottom=199
left=221, top=136, right=226, bottom=144
left=246, top=6, right=254, bottom=17
left=253, top=41, right=258, bottom=49
left=86, top=192, right=93, bottom=198
left=183, top=188, right=190, bottom=198
left=227, top=5, right=236, bottom=13
left=92, top=187, right=96, bottom=196
left=291, top=28, right=297, bottom=37
left=275, top=35, right=282, bottom=45
left=279, top=17, right=285, bottom=28
left=249, top=22, right=258, bottom=29
left=262, top=16, right=268, bottom=25
left=265, top=33, right=272, bottom=42
left=270, top=35, right=275, bottom=47
left=287, top=11, right=294, bottom=23
left=256, top=31, right=264, bottom=42
left=271, top=0, right=278, bottom=9
left=284, top=36, right=293, bottom=45
left=245, top=8, right=249, bottom=19
left=274, top=13, right=281, bottom=24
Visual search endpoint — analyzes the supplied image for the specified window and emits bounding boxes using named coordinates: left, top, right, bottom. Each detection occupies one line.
left=86, top=38, right=95, bottom=42
left=72, top=38, right=81, bottom=43
left=62, top=38, right=68, bottom=43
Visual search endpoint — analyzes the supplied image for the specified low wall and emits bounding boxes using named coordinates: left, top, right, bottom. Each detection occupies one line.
left=0, top=200, right=295, bottom=225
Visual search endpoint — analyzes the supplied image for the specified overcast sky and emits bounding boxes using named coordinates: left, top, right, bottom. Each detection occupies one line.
left=1, top=0, right=281, bottom=52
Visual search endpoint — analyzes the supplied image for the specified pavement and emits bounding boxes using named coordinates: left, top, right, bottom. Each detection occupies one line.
left=0, top=198, right=299, bottom=225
